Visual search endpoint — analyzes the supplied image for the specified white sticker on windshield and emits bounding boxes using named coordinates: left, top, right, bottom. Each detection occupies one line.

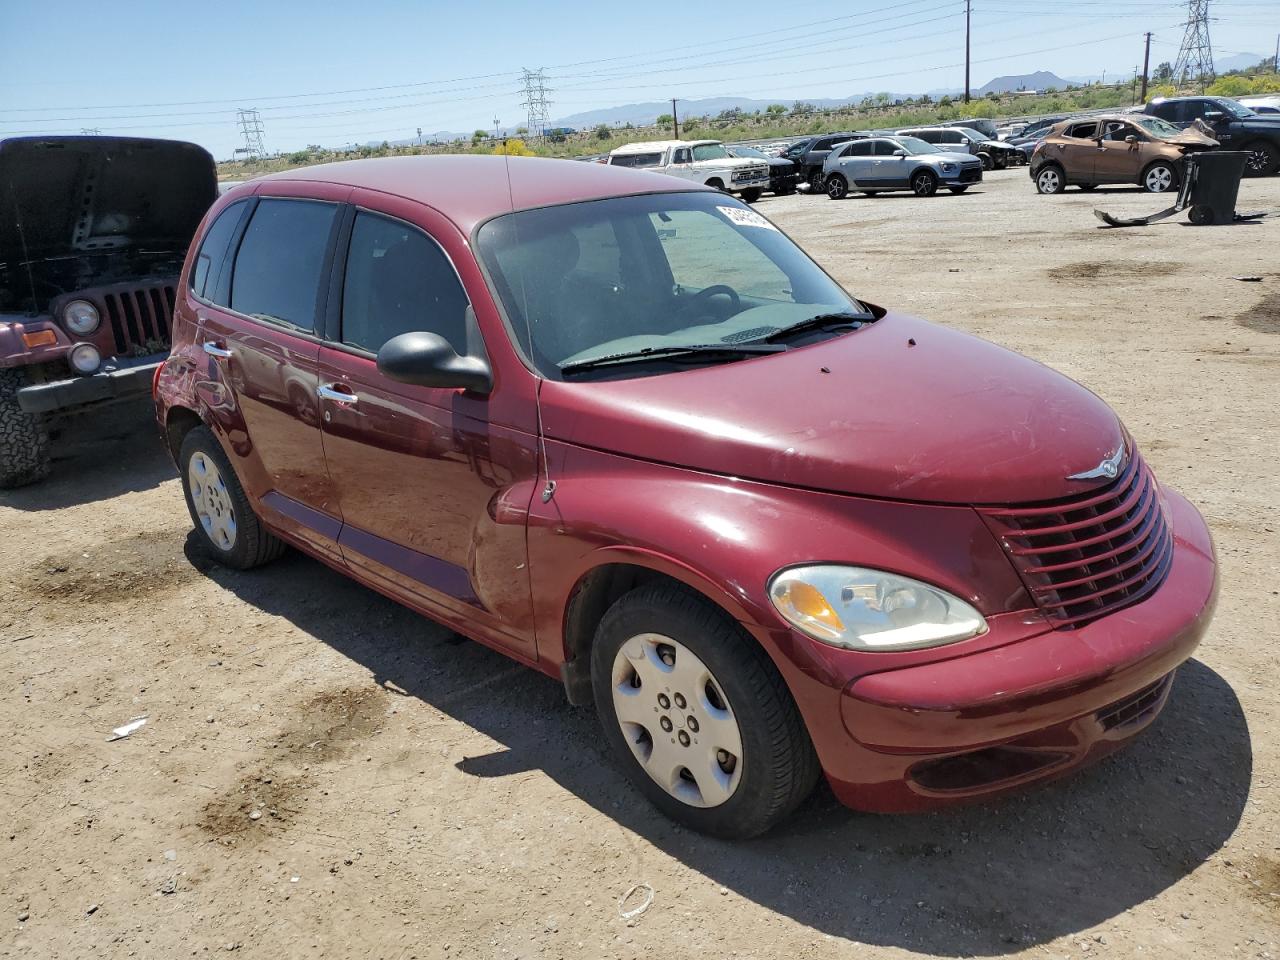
left=717, top=205, right=778, bottom=231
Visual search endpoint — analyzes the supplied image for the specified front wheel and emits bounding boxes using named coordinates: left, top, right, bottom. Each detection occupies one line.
left=979, top=152, right=994, bottom=171
left=911, top=169, right=938, bottom=197
left=1142, top=162, right=1177, bottom=193
left=591, top=583, right=819, bottom=839
left=179, top=425, right=285, bottom=570
left=1243, top=140, right=1279, bottom=177
left=1036, top=165, right=1066, bottom=194
left=0, top=368, right=50, bottom=488
left=807, top=168, right=825, bottom=192
left=826, top=173, right=849, bottom=199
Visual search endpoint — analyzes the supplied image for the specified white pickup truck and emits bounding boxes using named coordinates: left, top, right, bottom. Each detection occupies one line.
left=607, top=140, right=771, bottom=202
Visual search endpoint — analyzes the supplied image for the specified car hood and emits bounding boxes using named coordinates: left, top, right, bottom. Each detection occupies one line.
left=1166, top=128, right=1220, bottom=147
left=540, top=312, right=1126, bottom=505
left=0, top=136, right=217, bottom=263
left=930, top=151, right=982, bottom=163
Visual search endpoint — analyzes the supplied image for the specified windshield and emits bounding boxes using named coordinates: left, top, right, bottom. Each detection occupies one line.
left=691, top=143, right=730, bottom=161
left=896, top=137, right=941, bottom=155
left=1134, top=115, right=1182, bottom=138
left=476, top=192, right=862, bottom=380
left=729, top=145, right=766, bottom=159
left=1215, top=98, right=1255, bottom=119
left=953, top=128, right=985, bottom=142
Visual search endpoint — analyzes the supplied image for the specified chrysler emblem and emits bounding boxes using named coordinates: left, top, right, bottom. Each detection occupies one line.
left=1067, top=446, right=1126, bottom=482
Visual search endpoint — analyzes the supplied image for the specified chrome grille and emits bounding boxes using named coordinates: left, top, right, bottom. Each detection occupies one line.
left=978, top=452, right=1173, bottom=628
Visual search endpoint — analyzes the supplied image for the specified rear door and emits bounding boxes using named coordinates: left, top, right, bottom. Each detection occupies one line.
left=1054, top=120, right=1100, bottom=182
left=834, top=140, right=874, bottom=185
left=194, top=185, right=347, bottom=561
left=315, top=193, right=539, bottom=658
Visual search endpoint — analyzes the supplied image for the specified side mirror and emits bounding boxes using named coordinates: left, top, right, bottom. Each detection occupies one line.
left=377, top=331, right=492, bottom=395
left=1204, top=110, right=1224, bottom=121
left=1125, top=135, right=1139, bottom=144
left=892, top=149, right=907, bottom=157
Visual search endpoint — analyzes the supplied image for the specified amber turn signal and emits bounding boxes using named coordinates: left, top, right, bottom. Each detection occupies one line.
left=21, top=330, right=58, bottom=349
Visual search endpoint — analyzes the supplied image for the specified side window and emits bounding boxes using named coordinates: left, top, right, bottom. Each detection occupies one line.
left=341, top=212, right=470, bottom=356
left=942, top=131, right=963, bottom=144
left=1102, top=122, right=1134, bottom=141
left=190, top=200, right=246, bottom=303
left=844, top=141, right=873, bottom=157
left=1179, top=100, right=1207, bottom=122
left=1150, top=101, right=1178, bottom=121
left=673, top=148, right=692, bottom=163
left=230, top=199, right=338, bottom=332
left=873, top=140, right=900, bottom=156
left=651, top=209, right=791, bottom=301
left=918, top=131, right=941, bottom=144
left=1067, top=122, right=1099, bottom=139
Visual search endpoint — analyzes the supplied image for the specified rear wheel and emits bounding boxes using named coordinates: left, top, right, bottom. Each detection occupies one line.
left=591, top=583, right=819, bottom=839
left=808, top=167, right=825, bottom=192
left=179, top=425, right=285, bottom=570
left=826, top=173, right=849, bottom=199
left=979, top=152, right=994, bottom=171
left=1243, top=140, right=1279, bottom=177
left=1036, top=165, right=1065, bottom=194
left=1142, top=161, right=1177, bottom=193
left=739, top=188, right=761, bottom=204
left=911, top=169, right=939, bottom=197
left=0, top=368, right=50, bottom=488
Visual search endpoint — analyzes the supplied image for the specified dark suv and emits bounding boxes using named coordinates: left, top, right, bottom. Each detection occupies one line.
left=781, top=133, right=864, bottom=190
left=0, top=136, right=217, bottom=486
left=1143, top=96, right=1280, bottom=176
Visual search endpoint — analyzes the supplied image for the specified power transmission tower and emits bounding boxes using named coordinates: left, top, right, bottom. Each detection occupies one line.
left=236, top=108, right=267, bottom=161
left=1171, top=0, right=1214, bottom=89
left=79, top=127, right=102, bottom=136
left=520, top=68, right=552, bottom=140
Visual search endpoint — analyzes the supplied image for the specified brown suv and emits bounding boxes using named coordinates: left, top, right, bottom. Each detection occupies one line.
left=0, top=136, right=216, bottom=486
left=1030, top=114, right=1217, bottom=194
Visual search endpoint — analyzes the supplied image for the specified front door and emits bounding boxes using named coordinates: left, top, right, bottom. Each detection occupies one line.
left=872, top=140, right=912, bottom=187
left=1094, top=120, right=1146, bottom=183
left=316, top=202, right=537, bottom=658
left=195, top=191, right=346, bottom=561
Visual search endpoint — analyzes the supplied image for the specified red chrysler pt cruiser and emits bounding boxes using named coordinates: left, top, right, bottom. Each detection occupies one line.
left=155, top=155, right=1217, bottom=838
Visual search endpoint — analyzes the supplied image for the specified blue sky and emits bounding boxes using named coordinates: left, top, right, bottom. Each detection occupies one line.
left=1, top=0, right=1275, bottom=159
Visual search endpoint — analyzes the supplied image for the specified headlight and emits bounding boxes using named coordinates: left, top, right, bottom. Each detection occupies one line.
left=941, top=162, right=956, bottom=172
left=68, top=342, right=101, bottom=375
left=768, top=565, right=987, bottom=652
left=62, top=300, right=100, bottom=335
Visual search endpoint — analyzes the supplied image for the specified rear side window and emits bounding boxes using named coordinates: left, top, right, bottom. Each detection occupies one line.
left=230, top=199, right=339, bottom=333
left=941, top=131, right=963, bottom=144
left=190, top=200, right=247, bottom=303
left=1149, top=101, right=1178, bottom=121
left=1067, top=122, right=1099, bottom=139
left=842, top=141, right=872, bottom=157
left=340, top=212, right=470, bottom=356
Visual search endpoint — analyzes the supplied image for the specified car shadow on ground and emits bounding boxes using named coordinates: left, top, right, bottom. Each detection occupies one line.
left=0, top=399, right=173, bottom=511
left=193, top=543, right=1251, bottom=957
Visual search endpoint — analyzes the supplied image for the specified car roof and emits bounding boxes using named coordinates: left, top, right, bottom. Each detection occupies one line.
left=247, top=155, right=709, bottom=235
left=609, top=139, right=719, bottom=154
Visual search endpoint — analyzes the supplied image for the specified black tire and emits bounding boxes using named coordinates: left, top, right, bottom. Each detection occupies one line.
left=178, top=425, right=285, bottom=570
left=1141, top=161, right=1178, bottom=193
left=825, top=173, right=849, bottom=199
left=0, top=367, right=50, bottom=488
left=911, top=169, right=939, bottom=197
left=705, top=178, right=726, bottom=192
left=807, top=168, right=825, bottom=192
left=739, top=188, right=762, bottom=204
left=978, top=152, right=994, bottom=171
left=1243, top=140, right=1279, bottom=177
left=1035, top=164, right=1066, bottom=194
left=590, top=582, right=820, bottom=839
left=947, top=186, right=969, bottom=194
left=1078, top=183, right=1098, bottom=192
left=1188, top=204, right=1215, bottom=225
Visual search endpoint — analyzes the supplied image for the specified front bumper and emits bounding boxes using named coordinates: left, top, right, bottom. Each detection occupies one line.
left=17, top=353, right=164, bottom=414
left=939, top=166, right=984, bottom=185
left=782, top=489, right=1217, bottom=812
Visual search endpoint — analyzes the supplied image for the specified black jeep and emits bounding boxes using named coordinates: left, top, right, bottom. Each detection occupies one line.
left=0, top=136, right=217, bottom=487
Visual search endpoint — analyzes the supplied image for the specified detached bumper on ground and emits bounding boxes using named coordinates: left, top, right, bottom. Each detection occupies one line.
left=17, top=353, right=163, bottom=414
left=815, top=490, right=1218, bottom=812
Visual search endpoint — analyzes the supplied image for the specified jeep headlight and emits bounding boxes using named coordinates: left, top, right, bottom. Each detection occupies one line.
left=768, top=565, right=987, bottom=652
left=63, top=300, right=100, bottom=335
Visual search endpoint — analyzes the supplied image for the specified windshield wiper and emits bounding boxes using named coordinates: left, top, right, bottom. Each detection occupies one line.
left=762, top=311, right=874, bottom=343
left=560, top=342, right=785, bottom=374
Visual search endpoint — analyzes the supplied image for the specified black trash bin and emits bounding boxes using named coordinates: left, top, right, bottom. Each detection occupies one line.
left=1179, top=151, right=1249, bottom=225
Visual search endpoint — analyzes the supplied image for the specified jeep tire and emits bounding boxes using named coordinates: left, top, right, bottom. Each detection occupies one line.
left=0, top=368, right=51, bottom=488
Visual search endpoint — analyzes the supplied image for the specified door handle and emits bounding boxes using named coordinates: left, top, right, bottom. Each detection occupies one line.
left=203, top=341, right=232, bottom=358
left=317, top=383, right=358, bottom=404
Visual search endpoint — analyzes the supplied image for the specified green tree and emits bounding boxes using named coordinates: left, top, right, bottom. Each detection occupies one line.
left=766, top=103, right=787, bottom=116
left=1153, top=61, right=1173, bottom=82
left=655, top=113, right=674, bottom=129
left=791, top=100, right=816, bottom=115
left=472, top=129, right=489, bottom=142
left=595, top=123, right=612, bottom=140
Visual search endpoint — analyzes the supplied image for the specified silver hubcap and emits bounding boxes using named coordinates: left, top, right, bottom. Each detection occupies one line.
left=1249, top=149, right=1267, bottom=171
left=1038, top=170, right=1060, bottom=192
left=611, top=633, right=743, bottom=808
left=188, top=452, right=237, bottom=552
left=1146, top=166, right=1172, bottom=192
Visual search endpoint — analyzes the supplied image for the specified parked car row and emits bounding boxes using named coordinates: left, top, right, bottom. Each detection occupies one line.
left=823, top=136, right=984, bottom=199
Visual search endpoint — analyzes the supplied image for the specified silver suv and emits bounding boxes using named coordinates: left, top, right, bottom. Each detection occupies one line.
left=822, top=136, right=983, bottom=198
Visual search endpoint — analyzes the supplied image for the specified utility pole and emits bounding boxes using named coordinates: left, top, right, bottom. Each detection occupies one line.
left=1274, top=32, right=1278, bottom=74
left=963, top=0, right=971, bottom=103
left=672, top=98, right=679, bottom=139
left=1140, top=32, right=1153, bottom=102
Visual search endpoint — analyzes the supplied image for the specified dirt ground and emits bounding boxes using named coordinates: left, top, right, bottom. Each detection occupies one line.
left=2, top=169, right=1278, bottom=960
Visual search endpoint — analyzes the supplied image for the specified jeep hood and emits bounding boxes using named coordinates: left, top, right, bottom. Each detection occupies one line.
left=540, top=312, right=1126, bottom=505
left=0, top=136, right=217, bottom=264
